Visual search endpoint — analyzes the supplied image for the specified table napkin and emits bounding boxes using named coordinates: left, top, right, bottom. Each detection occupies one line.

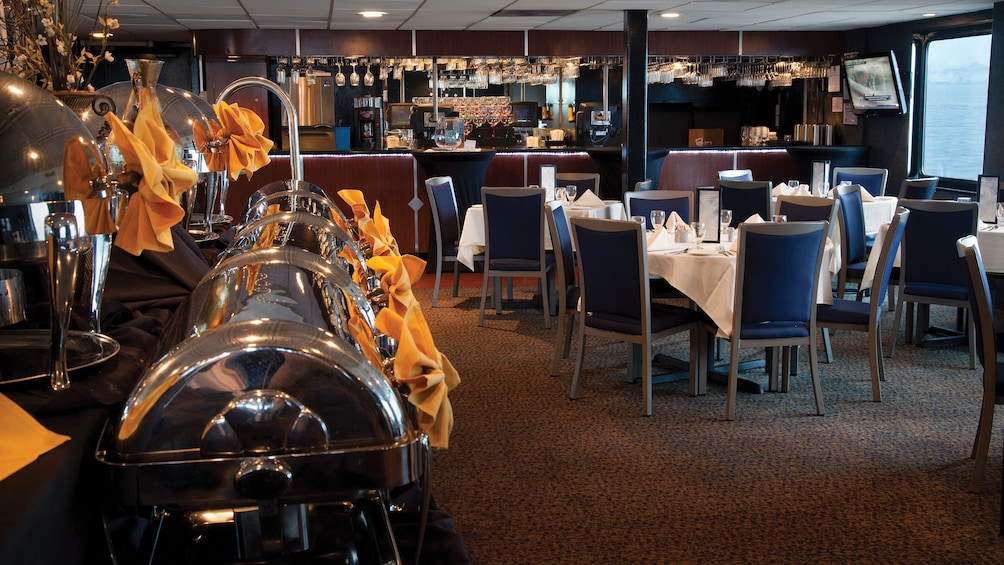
left=646, top=226, right=676, bottom=251
left=574, top=189, right=605, bottom=208
left=375, top=302, right=459, bottom=449
left=827, top=184, right=875, bottom=201
left=666, top=210, right=686, bottom=232
left=0, top=393, right=70, bottom=482
left=358, top=202, right=400, bottom=257
left=106, top=91, right=196, bottom=256
left=773, top=183, right=812, bottom=197
left=338, top=189, right=371, bottom=221
left=194, top=100, right=274, bottom=181
left=367, top=253, right=426, bottom=318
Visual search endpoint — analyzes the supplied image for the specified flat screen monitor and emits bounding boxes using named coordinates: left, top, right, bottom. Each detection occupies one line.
left=511, top=101, right=539, bottom=127
left=842, top=51, right=908, bottom=116
left=387, top=103, right=414, bottom=129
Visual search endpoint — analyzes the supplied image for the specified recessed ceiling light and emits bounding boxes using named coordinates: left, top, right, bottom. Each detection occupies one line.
left=660, top=12, right=680, bottom=19
left=359, top=11, right=386, bottom=18
left=922, top=12, right=937, bottom=17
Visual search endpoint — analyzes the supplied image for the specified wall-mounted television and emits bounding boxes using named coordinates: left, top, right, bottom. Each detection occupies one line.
left=842, top=51, right=908, bottom=116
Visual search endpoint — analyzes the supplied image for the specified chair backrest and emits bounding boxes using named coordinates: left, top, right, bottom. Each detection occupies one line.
left=899, top=177, right=939, bottom=200
left=957, top=236, right=996, bottom=371
left=869, top=207, right=910, bottom=315
left=718, top=179, right=773, bottom=227
left=719, top=169, right=753, bottom=181
left=546, top=201, right=576, bottom=297
left=556, top=173, right=601, bottom=197
left=624, top=190, right=693, bottom=229
left=776, top=195, right=839, bottom=225
left=834, top=183, right=868, bottom=265
left=570, top=217, right=647, bottom=330
left=425, top=176, right=460, bottom=251
left=634, top=179, right=654, bottom=191
left=900, top=198, right=978, bottom=289
left=734, top=221, right=828, bottom=337
left=482, top=187, right=546, bottom=263
left=833, top=167, right=888, bottom=197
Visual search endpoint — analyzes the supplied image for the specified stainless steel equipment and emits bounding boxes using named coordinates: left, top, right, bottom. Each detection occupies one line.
left=97, top=79, right=426, bottom=564
left=283, top=71, right=336, bottom=151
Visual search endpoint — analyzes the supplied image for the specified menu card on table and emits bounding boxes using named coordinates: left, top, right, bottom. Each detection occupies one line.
left=698, top=187, right=721, bottom=243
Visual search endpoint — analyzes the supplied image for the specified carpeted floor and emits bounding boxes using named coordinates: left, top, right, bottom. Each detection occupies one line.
left=416, top=274, right=1004, bottom=564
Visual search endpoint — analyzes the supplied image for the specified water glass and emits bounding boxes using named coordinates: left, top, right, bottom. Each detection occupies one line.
left=720, top=208, right=733, bottom=241
left=631, top=215, right=647, bottom=226
left=787, top=180, right=799, bottom=190
left=564, top=185, right=577, bottom=204
left=650, top=209, right=667, bottom=231
left=772, top=214, right=788, bottom=223
left=690, top=221, right=706, bottom=244
left=997, top=203, right=1004, bottom=224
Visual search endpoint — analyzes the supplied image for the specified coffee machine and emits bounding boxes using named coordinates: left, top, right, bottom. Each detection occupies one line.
left=353, top=96, right=383, bottom=149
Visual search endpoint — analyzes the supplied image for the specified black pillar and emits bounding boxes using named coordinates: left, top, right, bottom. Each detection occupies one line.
left=623, top=10, right=648, bottom=196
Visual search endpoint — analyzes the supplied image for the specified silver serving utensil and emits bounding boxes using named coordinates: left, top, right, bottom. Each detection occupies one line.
left=45, top=213, right=79, bottom=391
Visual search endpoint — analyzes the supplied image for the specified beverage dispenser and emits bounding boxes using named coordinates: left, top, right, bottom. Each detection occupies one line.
left=353, top=95, right=383, bottom=149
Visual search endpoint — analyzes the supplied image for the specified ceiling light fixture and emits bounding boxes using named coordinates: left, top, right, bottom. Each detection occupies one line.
left=359, top=11, right=386, bottom=18
left=660, top=12, right=680, bottom=19
left=922, top=13, right=937, bottom=17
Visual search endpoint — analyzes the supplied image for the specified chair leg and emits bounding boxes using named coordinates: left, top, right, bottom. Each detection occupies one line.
left=968, top=312, right=977, bottom=370
left=726, top=342, right=741, bottom=421
left=569, top=324, right=588, bottom=399
left=550, top=310, right=567, bottom=377
left=688, top=326, right=707, bottom=396
left=493, top=277, right=503, bottom=314
left=886, top=296, right=907, bottom=358
left=540, top=274, right=551, bottom=329
left=821, top=328, right=834, bottom=363
left=808, top=336, right=824, bottom=416
left=868, top=324, right=883, bottom=402
left=451, top=260, right=460, bottom=298
left=969, top=394, right=996, bottom=493
left=642, top=337, right=653, bottom=417
left=767, top=346, right=780, bottom=392
left=478, top=271, right=490, bottom=327
left=780, top=347, right=791, bottom=393
left=431, top=255, right=444, bottom=308
left=628, top=343, right=641, bottom=383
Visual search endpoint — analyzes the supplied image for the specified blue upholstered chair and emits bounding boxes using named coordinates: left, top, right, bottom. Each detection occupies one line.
left=725, top=220, right=829, bottom=420
left=817, top=207, right=909, bottom=402
left=718, top=179, right=773, bottom=227
left=426, top=176, right=481, bottom=307
left=833, top=167, right=888, bottom=197
left=479, top=187, right=554, bottom=328
left=569, top=217, right=705, bottom=416
left=888, top=199, right=978, bottom=368
left=624, top=190, right=693, bottom=229
left=546, top=201, right=579, bottom=376
left=634, top=179, right=655, bottom=191
left=556, top=172, right=601, bottom=198
left=833, top=183, right=872, bottom=300
left=718, top=169, right=753, bottom=181
left=955, top=235, right=1004, bottom=493
left=775, top=194, right=839, bottom=227
left=898, top=177, right=939, bottom=200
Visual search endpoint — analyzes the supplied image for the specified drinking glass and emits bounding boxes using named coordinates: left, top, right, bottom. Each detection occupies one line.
left=335, top=62, right=345, bottom=87
left=772, top=214, right=788, bottom=223
left=650, top=209, right=667, bottom=231
left=564, top=185, right=577, bottom=204
left=350, top=62, right=360, bottom=87
left=787, top=179, right=799, bottom=190
left=631, top=215, right=647, bottom=226
left=720, top=208, right=733, bottom=240
left=997, top=203, right=1004, bottom=224
left=690, top=221, right=706, bottom=244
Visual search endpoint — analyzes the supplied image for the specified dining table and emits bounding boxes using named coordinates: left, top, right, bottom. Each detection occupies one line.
left=456, top=196, right=627, bottom=271
left=976, top=222, right=1004, bottom=273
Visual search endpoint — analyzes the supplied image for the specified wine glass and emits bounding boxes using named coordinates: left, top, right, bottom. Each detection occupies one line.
left=690, top=221, right=706, bottom=245
left=335, top=62, right=345, bottom=87
left=364, top=63, right=375, bottom=87
left=720, top=208, right=733, bottom=240
left=650, top=209, right=666, bottom=231
left=350, top=62, right=360, bottom=87
left=772, top=214, right=788, bottom=223
left=631, top=215, right=647, bottom=226
left=563, top=185, right=577, bottom=204
left=787, top=179, right=799, bottom=190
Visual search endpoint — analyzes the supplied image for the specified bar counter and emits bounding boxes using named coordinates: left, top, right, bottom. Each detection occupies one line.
left=226, top=145, right=864, bottom=254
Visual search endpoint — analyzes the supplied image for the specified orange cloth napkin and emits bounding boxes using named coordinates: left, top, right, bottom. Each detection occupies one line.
left=367, top=254, right=426, bottom=318
left=376, top=303, right=459, bottom=449
left=106, top=89, right=196, bottom=255
left=337, top=189, right=370, bottom=221
left=62, top=138, right=120, bottom=236
left=359, top=202, right=400, bottom=257
left=0, top=393, right=71, bottom=482
left=347, top=300, right=384, bottom=371
left=193, top=100, right=274, bottom=180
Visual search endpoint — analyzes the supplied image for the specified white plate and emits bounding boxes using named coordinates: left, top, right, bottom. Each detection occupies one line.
left=688, top=247, right=720, bottom=256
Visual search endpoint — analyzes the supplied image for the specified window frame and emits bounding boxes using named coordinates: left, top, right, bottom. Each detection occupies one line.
left=912, top=22, right=992, bottom=192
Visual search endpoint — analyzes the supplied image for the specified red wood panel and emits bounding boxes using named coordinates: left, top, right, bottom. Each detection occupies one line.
left=203, top=60, right=270, bottom=136
left=301, top=30, right=413, bottom=56
left=742, top=32, right=844, bottom=57
left=416, top=31, right=525, bottom=56
left=649, top=32, right=739, bottom=56
left=528, top=31, right=624, bottom=56
left=484, top=154, right=526, bottom=187
left=526, top=152, right=596, bottom=185
left=736, top=150, right=800, bottom=184
left=658, top=150, right=734, bottom=191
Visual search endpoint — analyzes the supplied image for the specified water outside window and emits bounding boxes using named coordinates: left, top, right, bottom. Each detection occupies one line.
left=921, top=34, right=991, bottom=181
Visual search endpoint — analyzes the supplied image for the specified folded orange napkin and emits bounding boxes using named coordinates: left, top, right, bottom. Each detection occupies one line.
left=62, top=138, right=119, bottom=235
left=106, top=90, right=196, bottom=255
left=347, top=300, right=383, bottom=371
left=193, top=100, right=274, bottom=180
left=375, top=303, right=459, bottom=449
left=0, top=393, right=71, bottom=482
left=358, top=202, right=400, bottom=257
left=337, top=189, right=371, bottom=221
left=367, top=253, right=426, bottom=318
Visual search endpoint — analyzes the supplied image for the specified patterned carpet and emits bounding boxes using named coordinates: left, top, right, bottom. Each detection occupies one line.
left=416, top=275, right=1004, bottom=564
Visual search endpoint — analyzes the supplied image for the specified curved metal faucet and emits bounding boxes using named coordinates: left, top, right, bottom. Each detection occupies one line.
left=216, top=77, right=303, bottom=182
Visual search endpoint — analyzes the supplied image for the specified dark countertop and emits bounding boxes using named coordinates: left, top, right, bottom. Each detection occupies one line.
left=292, top=144, right=863, bottom=156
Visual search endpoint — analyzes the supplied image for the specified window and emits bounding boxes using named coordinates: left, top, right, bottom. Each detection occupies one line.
left=920, top=34, right=991, bottom=183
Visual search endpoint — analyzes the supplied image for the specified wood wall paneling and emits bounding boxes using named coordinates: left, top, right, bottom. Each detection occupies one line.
left=649, top=31, right=739, bottom=56
left=416, top=31, right=525, bottom=56
left=195, top=30, right=295, bottom=57
left=528, top=31, right=624, bottom=56
left=658, top=151, right=735, bottom=191
left=203, top=59, right=271, bottom=136
left=736, top=150, right=799, bottom=184
left=301, top=30, right=413, bottom=56
left=526, top=152, right=597, bottom=185
left=742, top=31, right=844, bottom=57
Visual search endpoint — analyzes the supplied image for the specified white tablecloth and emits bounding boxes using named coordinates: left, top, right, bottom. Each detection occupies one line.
left=977, top=223, right=1004, bottom=274
left=647, top=240, right=835, bottom=339
left=456, top=200, right=627, bottom=270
